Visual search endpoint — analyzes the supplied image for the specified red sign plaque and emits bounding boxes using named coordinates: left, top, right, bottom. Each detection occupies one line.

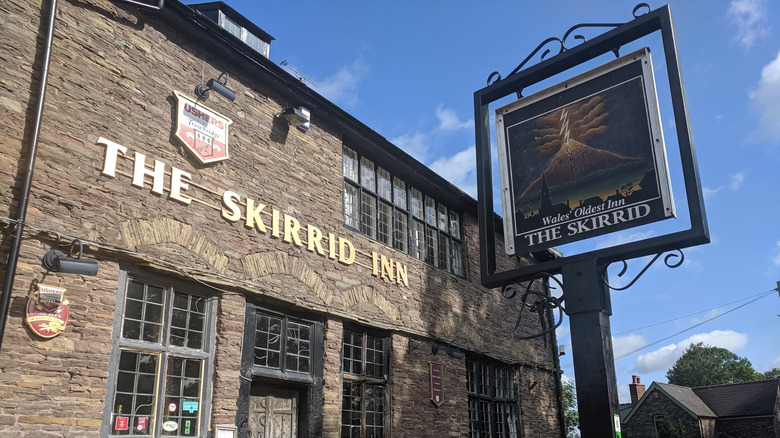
left=25, top=284, right=68, bottom=338
left=430, top=363, right=444, bottom=406
left=173, top=91, right=232, bottom=164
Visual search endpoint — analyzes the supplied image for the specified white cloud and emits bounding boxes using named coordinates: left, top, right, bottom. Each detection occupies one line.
left=773, top=355, right=780, bottom=368
left=749, top=51, right=780, bottom=144
left=633, top=330, right=749, bottom=375
left=728, top=0, right=771, bottom=50
left=613, top=333, right=648, bottom=359
left=556, top=324, right=570, bottom=343
left=390, top=131, right=430, bottom=163
left=435, top=104, right=473, bottom=132
left=729, top=172, right=746, bottom=190
left=317, top=58, right=370, bottom=109
left=429, top=146, right=477, bottom=197
left=391, top=105, right=474, bottom=174
left=702, top=186, right=722, bottom=201
left=594, top=230, right=656, bottom=250
left=771, top=240, right=780, bottom=266
left=703, top=171, right=748, bottom=200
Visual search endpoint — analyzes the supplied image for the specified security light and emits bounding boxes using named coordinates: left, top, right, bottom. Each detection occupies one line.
left=277, top=106, right=311, bottom=131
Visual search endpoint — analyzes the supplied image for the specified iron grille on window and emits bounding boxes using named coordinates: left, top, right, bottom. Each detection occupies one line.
left=341, top=329, right=388, bottom=438
left=466, top=358, right=519, bottom=438
left=342, top=145, right=465, bottom=277
left=106, top=277, right=214, bottom=437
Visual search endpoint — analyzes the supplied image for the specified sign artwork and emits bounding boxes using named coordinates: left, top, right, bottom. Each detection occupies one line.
left=25, top=283, right=69, bottom=338
left=174, top=91, right=232, bottom=164
left=496, top=48, right=675, bottom=254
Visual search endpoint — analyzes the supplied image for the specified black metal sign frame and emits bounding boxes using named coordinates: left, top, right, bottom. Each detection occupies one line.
left=475, top=4, right=709, bottom=289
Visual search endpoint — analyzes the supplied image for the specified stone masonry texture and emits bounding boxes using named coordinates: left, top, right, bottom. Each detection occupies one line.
left=0, top=0, right=564, bottom=436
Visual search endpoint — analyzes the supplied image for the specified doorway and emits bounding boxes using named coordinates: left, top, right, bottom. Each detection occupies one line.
left=248, top=386, right=299, bottom=438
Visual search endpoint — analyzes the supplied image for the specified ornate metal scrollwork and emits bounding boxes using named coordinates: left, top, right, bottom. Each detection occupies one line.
left=603, top=248, right=685, bottom=291
left=503, top=273, right=565, bottom=341
left=486, top=3, right=652, bottom=93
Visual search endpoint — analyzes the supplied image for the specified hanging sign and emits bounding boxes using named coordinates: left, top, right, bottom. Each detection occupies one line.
left=25, top=284, right=69, bottom=338
left=173, top=91, right=232, bottom=164
left=495, top=48, right=675, bottom=255
left=430, top=363, right=444, bottom=406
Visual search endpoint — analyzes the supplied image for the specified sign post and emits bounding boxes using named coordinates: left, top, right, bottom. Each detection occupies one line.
left=473, top=5, right=709, bottom=437
left=562, top=259, right=619, bottom=436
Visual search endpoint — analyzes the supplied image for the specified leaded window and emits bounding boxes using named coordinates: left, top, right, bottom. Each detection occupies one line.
left=341, top=329, right=388, bottom=438
left=253, top=311, right=314, bottom=374
left=105, top=275, right=215, bottom=437
left=466, top=358, right=518, bottom=438
left=341, top=145, right=466, bottom=277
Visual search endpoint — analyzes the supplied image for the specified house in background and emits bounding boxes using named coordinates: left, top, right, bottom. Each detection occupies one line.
left=622, top=377, right=780, bottom=437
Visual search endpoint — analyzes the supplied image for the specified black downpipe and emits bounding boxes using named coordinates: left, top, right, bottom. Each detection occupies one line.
left=0, top=0, right=58, bottom=351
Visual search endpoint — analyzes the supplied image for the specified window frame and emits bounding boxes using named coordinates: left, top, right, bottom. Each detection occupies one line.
left=341, top=145, right=466, bottom=278
left=340, top=327, right=390, bottom=438
left=245, top=306, right=323, bottom=384
left=466, top=357, right=519, bottom=438
left=101, top=269, right=217, bottom=437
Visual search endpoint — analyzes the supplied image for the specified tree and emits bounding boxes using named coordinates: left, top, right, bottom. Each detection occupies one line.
left=655, top=416, right=688, bottom=438
left=561, top=377, right=580, bottom=438
left=761, top=367, right=780, bottom=379
left=666, top=343, right=759, bottom=387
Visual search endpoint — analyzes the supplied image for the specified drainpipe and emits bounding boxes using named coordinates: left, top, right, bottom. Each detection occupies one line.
left=0, top=0, right=58, bottom=351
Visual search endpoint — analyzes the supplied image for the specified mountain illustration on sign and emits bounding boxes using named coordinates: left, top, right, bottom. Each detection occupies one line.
left=514, top=93, right=658, bottom=232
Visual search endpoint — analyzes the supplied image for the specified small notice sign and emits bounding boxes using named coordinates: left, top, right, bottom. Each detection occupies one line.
left=430, top=363, right=444, bottom=406
left=114, top=416, right=129, bottom=431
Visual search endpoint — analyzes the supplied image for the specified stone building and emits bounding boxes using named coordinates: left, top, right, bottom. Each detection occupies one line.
left=0, top=0, right=564, bottom=436
left=622, top=378, right=780, bottom=437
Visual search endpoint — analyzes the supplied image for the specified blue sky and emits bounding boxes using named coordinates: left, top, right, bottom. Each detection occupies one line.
left=208, top=0, right=780, bottom=402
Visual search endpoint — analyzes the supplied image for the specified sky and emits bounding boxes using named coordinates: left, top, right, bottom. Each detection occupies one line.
left=202, top=0, right=780, bottom=403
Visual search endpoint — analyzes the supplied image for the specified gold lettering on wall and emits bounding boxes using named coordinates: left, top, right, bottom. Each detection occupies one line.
left=98, top=137, right=410, bottom=286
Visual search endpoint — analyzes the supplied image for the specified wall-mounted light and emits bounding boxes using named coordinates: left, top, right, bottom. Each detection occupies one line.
left=431, top=342, right=464, bottom=359
left=558, top=345, right=566, bottom=357
left=42, top=240, right=98, bottom=276
left=276, top=106, right=311, bottom=131
left=195, top=72, right=236, bottom=102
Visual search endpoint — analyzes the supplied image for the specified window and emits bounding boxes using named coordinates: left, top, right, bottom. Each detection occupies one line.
left=218, top=12, right=242, bottom=38
left=466, top=358, right=518, bottom=438
left=341, top=145, right=466, bottom=277
left=253, top=310, right=315, bottom=374
left=341, top=329, right=389, bottom=438
left=217, top=11, right=270, bottom=58
left=104, top=274, right=215, bottom=437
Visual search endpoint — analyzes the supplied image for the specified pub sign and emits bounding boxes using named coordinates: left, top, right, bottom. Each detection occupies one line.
left=174, top=91, right=232, bottom=164
left=496, top=48, right=675, bottom=255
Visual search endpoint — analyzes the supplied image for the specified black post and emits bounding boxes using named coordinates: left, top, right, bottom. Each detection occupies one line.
left=562, top=258, right=619, bottom=437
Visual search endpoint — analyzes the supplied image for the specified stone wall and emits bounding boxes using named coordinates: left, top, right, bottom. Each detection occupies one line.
left=0, top=0, right=562, bottom=436
left=624, top=389, right=706, bottom=438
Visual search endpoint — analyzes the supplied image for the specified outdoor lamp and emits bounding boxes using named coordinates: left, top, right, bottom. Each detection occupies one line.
left=42, top=240, right=99, bottom=276
left=195, top=72, right=235, bottom=102
left=431, top=342, right=464, bottom=359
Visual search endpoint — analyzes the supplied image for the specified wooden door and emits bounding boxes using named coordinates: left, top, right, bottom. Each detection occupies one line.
left=249, top=387, right=298, bottom=438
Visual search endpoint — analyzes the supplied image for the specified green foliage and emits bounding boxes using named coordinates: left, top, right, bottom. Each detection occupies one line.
left=654, top=416, right=688, bottom=438
left=761, top=367, right=780, bottom=379
left=666, top=342, right=760, bottom=387
left=561, top=377, right=580, bottom=438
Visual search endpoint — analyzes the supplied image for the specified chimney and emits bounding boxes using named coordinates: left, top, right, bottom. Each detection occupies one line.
left=629, top=375, right=646, bottom=405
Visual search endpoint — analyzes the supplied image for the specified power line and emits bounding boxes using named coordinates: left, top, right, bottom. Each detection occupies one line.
left=612, top=289, right=777, bottom=336
left=614, top=289, right=777, bottom=360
